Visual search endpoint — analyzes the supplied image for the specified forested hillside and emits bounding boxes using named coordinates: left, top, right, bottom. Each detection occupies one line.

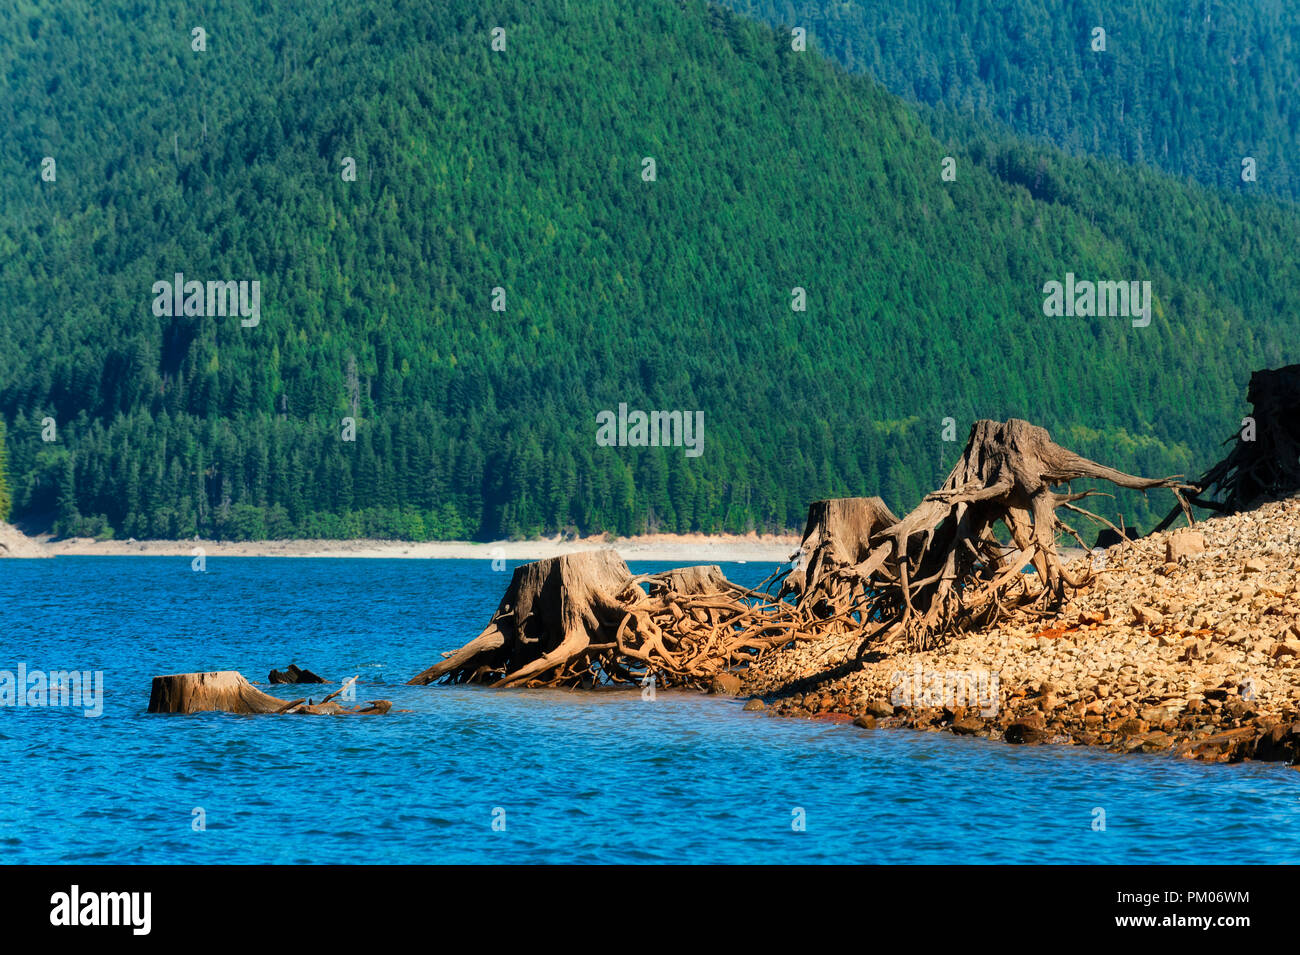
left=722, top=0, right=1300, bottom=199
left=1, top=0, right=1297, bottom=541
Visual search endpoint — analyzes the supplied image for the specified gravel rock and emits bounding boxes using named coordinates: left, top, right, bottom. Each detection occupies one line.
left=743, top=494, right=1300, bottom=764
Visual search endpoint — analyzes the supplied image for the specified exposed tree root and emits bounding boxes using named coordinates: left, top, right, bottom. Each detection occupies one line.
left=1155, top=363, right=1300, bottom=531
left=409, top=551, right=803, bottom=689
left=769, top=419, right=1191, bottom=653
left=763, top=497, right=900, bottom=640
left=412, top=420, right=1197, bottom=691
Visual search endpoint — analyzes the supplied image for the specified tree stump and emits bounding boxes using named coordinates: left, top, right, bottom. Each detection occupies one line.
left=148, top=671, right=389, bottom=715
left=765, top=419, right=1190, bottom=652
left=860, top=418, right=1190, bottom=648
left=409, top=551, right=800, bottom=689
left=268, top=664, right=327, bottom=684
left=774, top=497, right=899, bottom=625
left=1155, top=363, right=1300, bottom=529
left=149, top=671, right=286, bottom=714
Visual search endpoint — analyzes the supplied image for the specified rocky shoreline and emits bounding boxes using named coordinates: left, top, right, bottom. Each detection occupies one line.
left=741, top=495, right=1300, bottom=766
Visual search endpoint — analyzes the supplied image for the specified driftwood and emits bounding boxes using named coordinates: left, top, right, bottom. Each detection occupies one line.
left=268, top=664, right=327, bottom=684
left=409, top=551, right=802, bottom=689
left=1155, top=364, right=1300, bottom=530
left=769, top=419, right=1192, bottom=651
left=148, top=671, right=389, bottom=715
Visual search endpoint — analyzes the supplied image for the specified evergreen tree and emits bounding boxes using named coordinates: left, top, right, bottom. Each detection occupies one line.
left=0, top=421, right=11, bottom=523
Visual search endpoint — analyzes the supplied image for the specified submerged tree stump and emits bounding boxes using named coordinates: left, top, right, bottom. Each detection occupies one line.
left=409, top=551, right=800, bottom=689
left=1155, top=364, right=1300, bottom=530
left=268, top=664, right=327, bottom=684
left=148, top=671, right=389, bottom=715
left=149, top=671, right=284, bottom=714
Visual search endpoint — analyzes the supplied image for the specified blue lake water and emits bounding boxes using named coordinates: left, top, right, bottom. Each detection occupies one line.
left=0, top=556, right=1297, bottom=864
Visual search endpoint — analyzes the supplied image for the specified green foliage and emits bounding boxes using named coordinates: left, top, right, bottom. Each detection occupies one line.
left=0, top=0, right=1296, bottom=540
left=723, top=0, right=1300, bottom=199
left=0, top=421, right=11, bottom=523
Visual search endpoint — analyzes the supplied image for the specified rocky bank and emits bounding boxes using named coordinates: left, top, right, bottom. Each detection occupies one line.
left=743, top=495, right=1300, bottom=765
left=0, top=521, right=49, bottom=558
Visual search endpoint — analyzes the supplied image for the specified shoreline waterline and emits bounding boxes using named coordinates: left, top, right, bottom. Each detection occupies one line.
left=2, top=528, right=799, bottom=564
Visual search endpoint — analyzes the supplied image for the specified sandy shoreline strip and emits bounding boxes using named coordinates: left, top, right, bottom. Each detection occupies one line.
left=2, top=519, right=1083, bottom=565
left=10, top=528, right=799, bottom=564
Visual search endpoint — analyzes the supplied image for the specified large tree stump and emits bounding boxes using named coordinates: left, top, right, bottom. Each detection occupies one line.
left=767, top=419, right=1190, bottom=652
left=871, top=418, right=1190, bottom=647
left=774, top=497, right=899, bottom=626
left=409, top=551, right=801, bottom=689
left=149, top=671, right=285, bottom=714
left=148, top=671, right=389, bottom=715
left=1155, top=364, right=1300, bottom=530
left=408, top=551, right=630, bottom=688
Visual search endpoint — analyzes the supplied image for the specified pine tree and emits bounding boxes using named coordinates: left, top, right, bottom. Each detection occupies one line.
left=0, top=421, right=11, bottom=523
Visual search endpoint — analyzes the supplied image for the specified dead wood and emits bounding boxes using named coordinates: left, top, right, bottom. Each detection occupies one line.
left=1155, top=363, right=1300, bottom=530
left=148, top=671, right=389, bottom=715
left=268, top=664, right=327, bottom=684
left=409, top=550, right=801, bottom=689
left=768, top=497, right=899, bottom=634
left=411, top=420, right=1193, bottom=686
left=767, top=419, right=1190, bottom=653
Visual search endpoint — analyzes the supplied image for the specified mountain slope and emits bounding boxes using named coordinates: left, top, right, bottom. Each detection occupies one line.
left=1, top=0, right=1298, bottom=540
left=721, top=0, right=1300, bottom=199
